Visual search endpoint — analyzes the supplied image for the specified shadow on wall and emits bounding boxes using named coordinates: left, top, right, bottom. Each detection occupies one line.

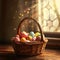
left=0, top=0, right=19, bottom=44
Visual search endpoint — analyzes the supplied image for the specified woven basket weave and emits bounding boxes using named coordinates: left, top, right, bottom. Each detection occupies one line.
left=12, top=17, right=48, bottom=56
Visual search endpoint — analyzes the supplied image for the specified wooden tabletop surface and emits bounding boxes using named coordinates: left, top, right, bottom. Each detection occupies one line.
left=0, top=45, right=60, bottom=60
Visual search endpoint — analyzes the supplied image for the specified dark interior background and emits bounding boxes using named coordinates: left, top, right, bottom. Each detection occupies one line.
left=0, top=0, right=2, bottom=42
left=0, top=0, right=19, bottom=44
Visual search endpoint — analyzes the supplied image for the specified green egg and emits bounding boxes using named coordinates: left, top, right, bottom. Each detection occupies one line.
left=29, top=31, right=35, bottom=37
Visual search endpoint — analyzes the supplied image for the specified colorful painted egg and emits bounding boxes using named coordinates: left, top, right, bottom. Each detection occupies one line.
left=32, top=37, right=36, bottom=41
left=35, top=32, right=40, bottom=37
left=27, top=35, right=32, bottom=41
left=21, top=37, right=31, bottom=42
left=36, top=36, right=41, bottom=41
left=20, top=37, right=26, bottom=42
left=20, top=31, right=28, bottom=38
left=14, top=37, right=20, bottom=44
left=29, top=31, right=35, bottom=37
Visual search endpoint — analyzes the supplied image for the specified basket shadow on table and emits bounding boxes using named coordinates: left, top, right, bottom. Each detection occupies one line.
left=5, top=53, right=45, bottom=60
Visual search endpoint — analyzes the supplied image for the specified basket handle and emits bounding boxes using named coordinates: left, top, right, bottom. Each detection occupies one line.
left=17, top=17, right=43, bottom=42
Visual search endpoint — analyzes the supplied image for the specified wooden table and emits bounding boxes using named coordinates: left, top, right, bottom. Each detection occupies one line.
left=0, top=45, right=60, bottom=60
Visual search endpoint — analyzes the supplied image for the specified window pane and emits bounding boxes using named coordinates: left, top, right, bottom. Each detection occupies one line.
left=15, top=0, right=60, bottom=32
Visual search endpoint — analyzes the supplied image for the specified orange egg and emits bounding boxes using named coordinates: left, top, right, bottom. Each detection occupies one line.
left=20, top=37, right=26, bottom=42
left=20, top=37, right=31, bottom=42
left=27, top=35, right=32, bottom=41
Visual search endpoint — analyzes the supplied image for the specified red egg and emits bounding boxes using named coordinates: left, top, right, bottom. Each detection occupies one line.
left=36, top=36, right=41, bottom=41
left=20, top=31, right=28, bottom=38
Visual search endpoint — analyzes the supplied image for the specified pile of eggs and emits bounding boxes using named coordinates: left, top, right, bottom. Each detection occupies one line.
left=11, top=31, right=41, bottom=44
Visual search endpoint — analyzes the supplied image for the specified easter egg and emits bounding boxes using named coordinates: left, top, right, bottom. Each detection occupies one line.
left=27, top=35, right=32, bottom=41
left=29, top=31, right=35, bottom=37
left=20, top=31, right=28, bottom=38
left=32, top=37, right=36, bottom=41
left=14, top=37, right=20, bottom=44
left=20, top=37, right=27, bottom=42
left=20, top=37, right=31, bottom=42
left=35, top=32, right=40, bottom=37
left=36, top=36, right=41, bottom=41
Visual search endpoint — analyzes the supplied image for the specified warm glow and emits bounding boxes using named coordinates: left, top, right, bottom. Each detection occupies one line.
left=55, top=0, right=60, bottom=14
left=38, top=0, right=60, bottom=19
left=38, top=0, right=60, bottom=32
left=37, top=0, right=41, bottom=25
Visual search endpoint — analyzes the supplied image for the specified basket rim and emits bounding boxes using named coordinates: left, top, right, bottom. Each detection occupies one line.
left=13, top=41, right=44, bottom=45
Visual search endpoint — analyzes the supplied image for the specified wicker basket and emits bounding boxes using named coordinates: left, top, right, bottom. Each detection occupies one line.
left=12, top=17, right=48, bottom=56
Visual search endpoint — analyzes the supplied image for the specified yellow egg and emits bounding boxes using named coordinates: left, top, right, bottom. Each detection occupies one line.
left=20, top=37, right=26, bottom=42
left=27, top=35, right=32, bottom=41
left=20, top=37, right=31, bottom=42
left=35, top=32, right=40, bottom=37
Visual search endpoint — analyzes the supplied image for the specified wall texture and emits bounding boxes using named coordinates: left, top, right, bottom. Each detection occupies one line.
left=1, top=0, right=19, bottom=44
left=0, top=0, right=2, bottom=38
